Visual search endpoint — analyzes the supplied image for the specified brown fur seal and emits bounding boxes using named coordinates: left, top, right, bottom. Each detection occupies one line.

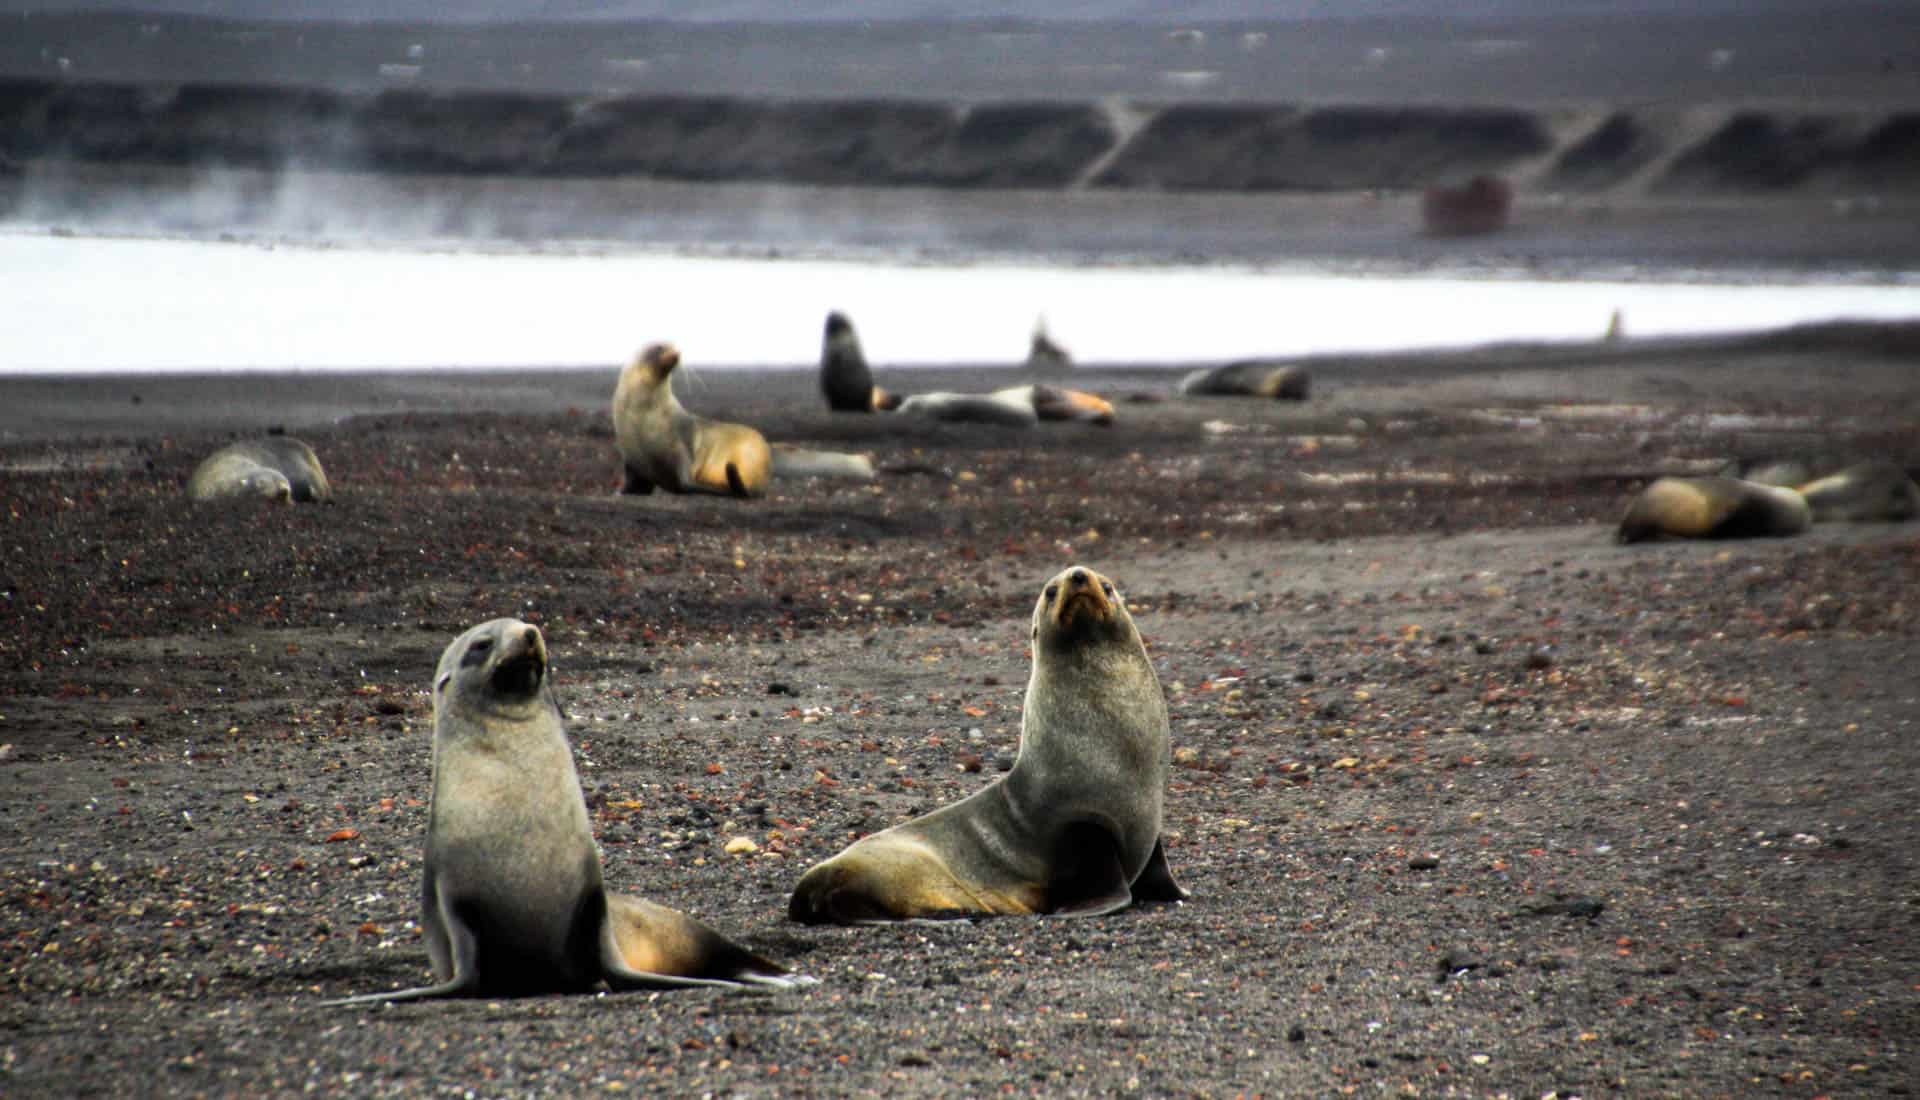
left=326, top=618, right=799, bottom=1004
left=1178, top=361, right=1309, bottom=401
left=1616, top=476, right=1811, bottom=544
left=186, top=436, right=330, bottom=503
left=1002, top=384, right=1114, bottom=426
left=788, top=565, right=1186, bottom=924
left=613, top=343, right=771, bottom=497
left=820, top=312, right=900, bottom=413
left=1796, top=461, right=1920, bottom=522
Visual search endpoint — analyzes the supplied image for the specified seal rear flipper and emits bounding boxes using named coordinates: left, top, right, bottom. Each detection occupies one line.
left=1044, top=822, right=1136, bottom=917
left=603, top=894, right=806, bottom=989
left=1129, top=836, right=1190, bottom=905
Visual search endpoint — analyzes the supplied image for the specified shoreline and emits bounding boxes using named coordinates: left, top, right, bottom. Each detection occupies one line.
left=6, top=318, right=1916, bottom=447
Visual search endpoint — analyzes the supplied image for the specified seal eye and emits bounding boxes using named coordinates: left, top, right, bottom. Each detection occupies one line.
left=1044, top=584, right=1059, bottom=603
left=461, top=637, right=494, bottom=668
left=1101, top=582, right=1115, bottom=598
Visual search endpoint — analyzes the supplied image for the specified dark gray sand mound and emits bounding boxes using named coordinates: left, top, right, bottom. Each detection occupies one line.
left=2, top=326, right=1918, bottom=1096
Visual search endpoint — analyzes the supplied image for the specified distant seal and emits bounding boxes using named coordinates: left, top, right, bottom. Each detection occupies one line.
left=326, top=618, right=797, bottom=1004
left=893, top=385, right=1115, bottom=428
left=186, top=436, right=330, bottom=503
left=1796, top=461, right=1920, bottom=523
left=1615, top=476, right=1811, bottom=543
left=820, top=312, right=900, bottom=413
left=1002, top=384, right=1114, bottom=426
left=613, top=343, right=772, bottom=497
left=1027, top=317, right=1072, bottom=369
left=1178, top=362, right=1309, bottom=401
left=788, top=565, right=1186, bottom=923
left=897, top=391, right=1039, bottom=428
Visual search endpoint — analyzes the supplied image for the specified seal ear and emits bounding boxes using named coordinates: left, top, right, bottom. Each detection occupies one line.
left=1045, top=822, right=1136, bottom=917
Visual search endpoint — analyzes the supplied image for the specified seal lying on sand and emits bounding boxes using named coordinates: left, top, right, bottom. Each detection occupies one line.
left=1616, top=476, right=1811, bottom=543
left=613, top=343, right=772, bottom=497
left=788, top=565, right=1186, bottom=923
left=186, top=436, right=330, bottom=503
left=326, top=618, right=799, bottom=1004
left=897, top=390, right=1039, bottom=428
left=820, top=312, right=900, bottom=413
left=897, top=384, right=1115, bottom=427
left=1720, top=458, right=1919, bottom=523
left=1178, top=362, right=1310, bottom=401
left=1796, top=461, right=1920, bottom=522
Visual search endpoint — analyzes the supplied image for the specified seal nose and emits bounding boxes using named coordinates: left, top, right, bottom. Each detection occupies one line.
left=1069, top=569, right=1090, bottom=588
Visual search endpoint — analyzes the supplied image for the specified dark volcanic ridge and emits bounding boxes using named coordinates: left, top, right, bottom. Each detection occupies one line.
left=4, top=74, right=1917, bottom=200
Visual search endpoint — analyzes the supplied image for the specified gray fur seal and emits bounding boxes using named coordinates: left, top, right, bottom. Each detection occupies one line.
left=326, top=618, right=798, bottom=1004
left=788, top=565, right=1186, bottom=923
left=1027, top=317, right=1072, bottom=369
left=895, top=384, right=1115, bottom=428
left=1178, top=362, right=1310, bottom=401
left=1615, top=476, right=1811, bottom=543
left=1797, top=461, right=1920, bottom=522
left=186, top=436, right=330, bottom=503
left=613, top=343, right=771, bottom=497
left=820, top=312, right=900, bottom=413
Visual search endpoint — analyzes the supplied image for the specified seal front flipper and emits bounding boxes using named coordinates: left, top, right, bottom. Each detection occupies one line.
left=1129, top=837, right=1190, bottom=905
left=1045, top=822, right=1136, bottom=917
left=321, top=907, right=483, bottom=1006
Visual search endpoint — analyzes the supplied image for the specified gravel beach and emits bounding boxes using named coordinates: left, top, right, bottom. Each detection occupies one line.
left=3, top=326, right=1918, bottom=1097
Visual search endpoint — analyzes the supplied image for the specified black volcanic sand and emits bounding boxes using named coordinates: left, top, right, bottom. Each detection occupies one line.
left=3, top=328, right=1919, bottom=1097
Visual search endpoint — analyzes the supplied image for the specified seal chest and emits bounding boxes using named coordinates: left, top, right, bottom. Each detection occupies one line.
left=788, top=565, right=1187, bottom=924
left=325, top=617, right=800, bottom=1004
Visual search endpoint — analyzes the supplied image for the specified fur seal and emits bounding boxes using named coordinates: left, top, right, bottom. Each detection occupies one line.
left=1796, top=461, right=1920, bottom=523
left=820, top=312, right=900, bottom=413
left=1178, top=362, right=1310, bottom=401
left=897, top=390, right=1039, bottom=428
left=788, top=565, right=1186, bottom=924
left=1027, top=317, right=1072, bottom=369
left=326, top=618, right=798, bottom=1004
left=1002, top=384, right=1114, bottom=426
left=1615, top=476, right=1811, bottom=543
left=613, top=343, right=771, bottom=497
left=186, top=436, right=330, bottom=503
left=894, top=385, right=1114, bottom=428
